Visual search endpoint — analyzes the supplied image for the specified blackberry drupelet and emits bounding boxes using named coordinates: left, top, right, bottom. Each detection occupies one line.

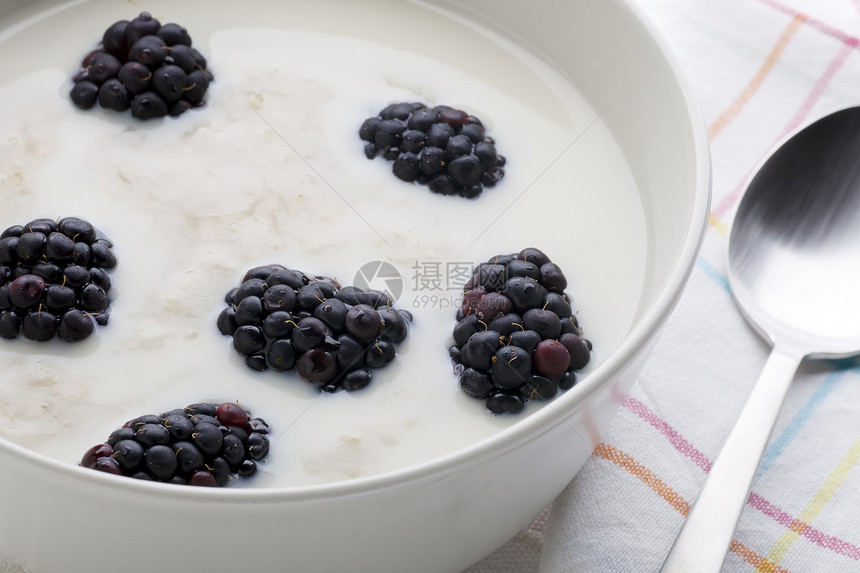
left=0, top=216, right=116, bottom=343
left=81, top=401, right=270, bottom=486
left=450, top=248, right=593, bottom=414
left=218, top=264, right=413, bottom=393
left=359, top=102, right=506, bottom=198
left=69, top=12, right=214, bottom=119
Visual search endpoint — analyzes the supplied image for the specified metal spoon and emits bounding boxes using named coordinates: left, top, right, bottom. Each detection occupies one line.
left=661, top=105, right=860, bottom=572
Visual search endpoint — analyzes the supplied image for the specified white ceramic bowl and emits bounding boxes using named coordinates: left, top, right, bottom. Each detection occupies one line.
left=0, top=0, right=710, bottom=571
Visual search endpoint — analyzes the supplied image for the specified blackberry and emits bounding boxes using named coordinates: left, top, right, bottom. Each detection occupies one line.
left=63, top=265, right=91, bottom=290
left=144, top=444, right=178, bottom=480
left=261, top=311, right=295, bottom=339
left=191, top=422, right=223, bottom=456
left=0, top=311, right=21, bottom=339
left=0, top=238, right=17, bottom=265
left=17, top=232, right=46, bottom=263
left=377, top=307, right=409, bottom=343
left=44, top=232, right=76, bottom=263
left=22, top=310, right=57, bottom=341
left=93, top=456, right=122, bottom=475
left=239, top=460, right=257, bottom=477
left=130, top=91, right=169, bottom=120
left=450, top=248, right=593, bottom=414
left=156, top=23, right=192, bottom=47
left=57, top=217, right=97, bottom=243
left=102, top=20, right=130, bottom=58
left=0, top=216, right=116, bottom=343
left=221, top=434, right=246, bottom=467
left=508, top=329, right=541, bottom=354
left=560, top=332, right=592, bottom=370
left=335, top=334, right=365, bottom=371
left=340, top=368, right=372, bottom=391
left=263, top=284, right=297, bottom=313
left=360, top=102, right=505, bottom=198
left=245, top=352, right=269, bottom=372
left=89, top=267, right=111, bottom=291
left=136, top=423, right=171, bottom=447
left=173, top=441, right=205, bottom=473
left=453, top=314, right=481, bottom=347
left=70, top=81, right=99, bottom=109
left=503, top=277, right=546, bottom=312
left=245, top=431, right=270, bottom=460
left=235, top=295, right=264, bottom=326
left=486, top=391, right=526, bottom=415
left=219, top=265, right=413, bottom=393
left=232, top=325, right=266, bottom=355
left=9, top=275, right=46, bottom=310
left=163, top=414, right=194, bottom=439
left=215, top=401, right=249, bottom=427
left=427, top=122, right=455, bottom=147
left=296, top=347, right=338, bottom=383
left=522, top=308, right=561, bottom=339
left=58, top=309, right=95, bottom=342
left=151, top=65, right=187, bottom=103
left=118, top=61, right=152, bottom=94
left=543, top=292, right=573, bottom=317
left=314, top=297, right=348, bottom=331
left=475, top=292, right=512, bottom=322
left=107, top=427, right=134, bottom=446
left=521, top=375, right=559, bottom=401
left=491, top=345, right=532, bottom=389
left=125, top=12, right=161, bottom=45
left=97, top=79, right=130, bottom=111
left=533, top=339, right=571, bottom=378
left=365, top=340, right=395, bottom=368
left=291, top=317, right=331, bottom=352
left=460, top=330, right=503, bottom=371
left=392, top=152, right=420, bottom=182
left=459, top=367, right=493, bottom=399
left=185, top=402, right=217, bottom=417
left=345, top=304, right=381, bottom=342
left=87, top=52, right=122, bottom=84
left=69, top=12, right=213, bottom=119
left=486, top=312, right=523, bottom=337
left=0, top=226, right=22, bottom=239
left=184, top=70, right=211, bottom=106
left=129, top=414, right=161, bottom=429
left=113, top=439, right=145, bottom=471
left=81, top=443, right=114, bottom=469
left=82, top=401, right=270, bottom=486
left=90, top=239, right=116, bottom=268
left=166, top=44, right=197, bottom=73
left=169, top=100, right=193, bottom=117
left=80, top=283, right=109, bottom=312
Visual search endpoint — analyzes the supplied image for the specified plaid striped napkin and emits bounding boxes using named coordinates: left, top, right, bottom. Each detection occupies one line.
left=468, top=0, right=860, bottom=571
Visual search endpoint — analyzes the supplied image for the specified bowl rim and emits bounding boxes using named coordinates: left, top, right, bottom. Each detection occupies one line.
left=0, top=0, right=712, bottom=502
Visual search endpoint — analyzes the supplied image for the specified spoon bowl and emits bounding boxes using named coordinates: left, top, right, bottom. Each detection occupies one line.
left=731, top=106, right=860, bottom=356
left=662, top=105, right=860, bottom=572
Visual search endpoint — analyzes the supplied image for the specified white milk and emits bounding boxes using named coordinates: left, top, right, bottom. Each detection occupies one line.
left=0, top=0, right=647, bottom=487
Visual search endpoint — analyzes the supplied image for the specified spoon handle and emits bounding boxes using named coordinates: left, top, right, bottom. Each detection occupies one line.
left=660, top=345, right=802, bottom=573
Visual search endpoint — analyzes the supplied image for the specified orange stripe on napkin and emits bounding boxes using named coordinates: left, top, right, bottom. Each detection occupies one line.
left=729, top=540, right=793, bottom=573
left=593, top=442, right=690, bottom=515
left=708, top=14, right=806, bottom=140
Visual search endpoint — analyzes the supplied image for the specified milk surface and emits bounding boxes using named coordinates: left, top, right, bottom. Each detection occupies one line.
left=0, top=0, right=647, bottom=487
